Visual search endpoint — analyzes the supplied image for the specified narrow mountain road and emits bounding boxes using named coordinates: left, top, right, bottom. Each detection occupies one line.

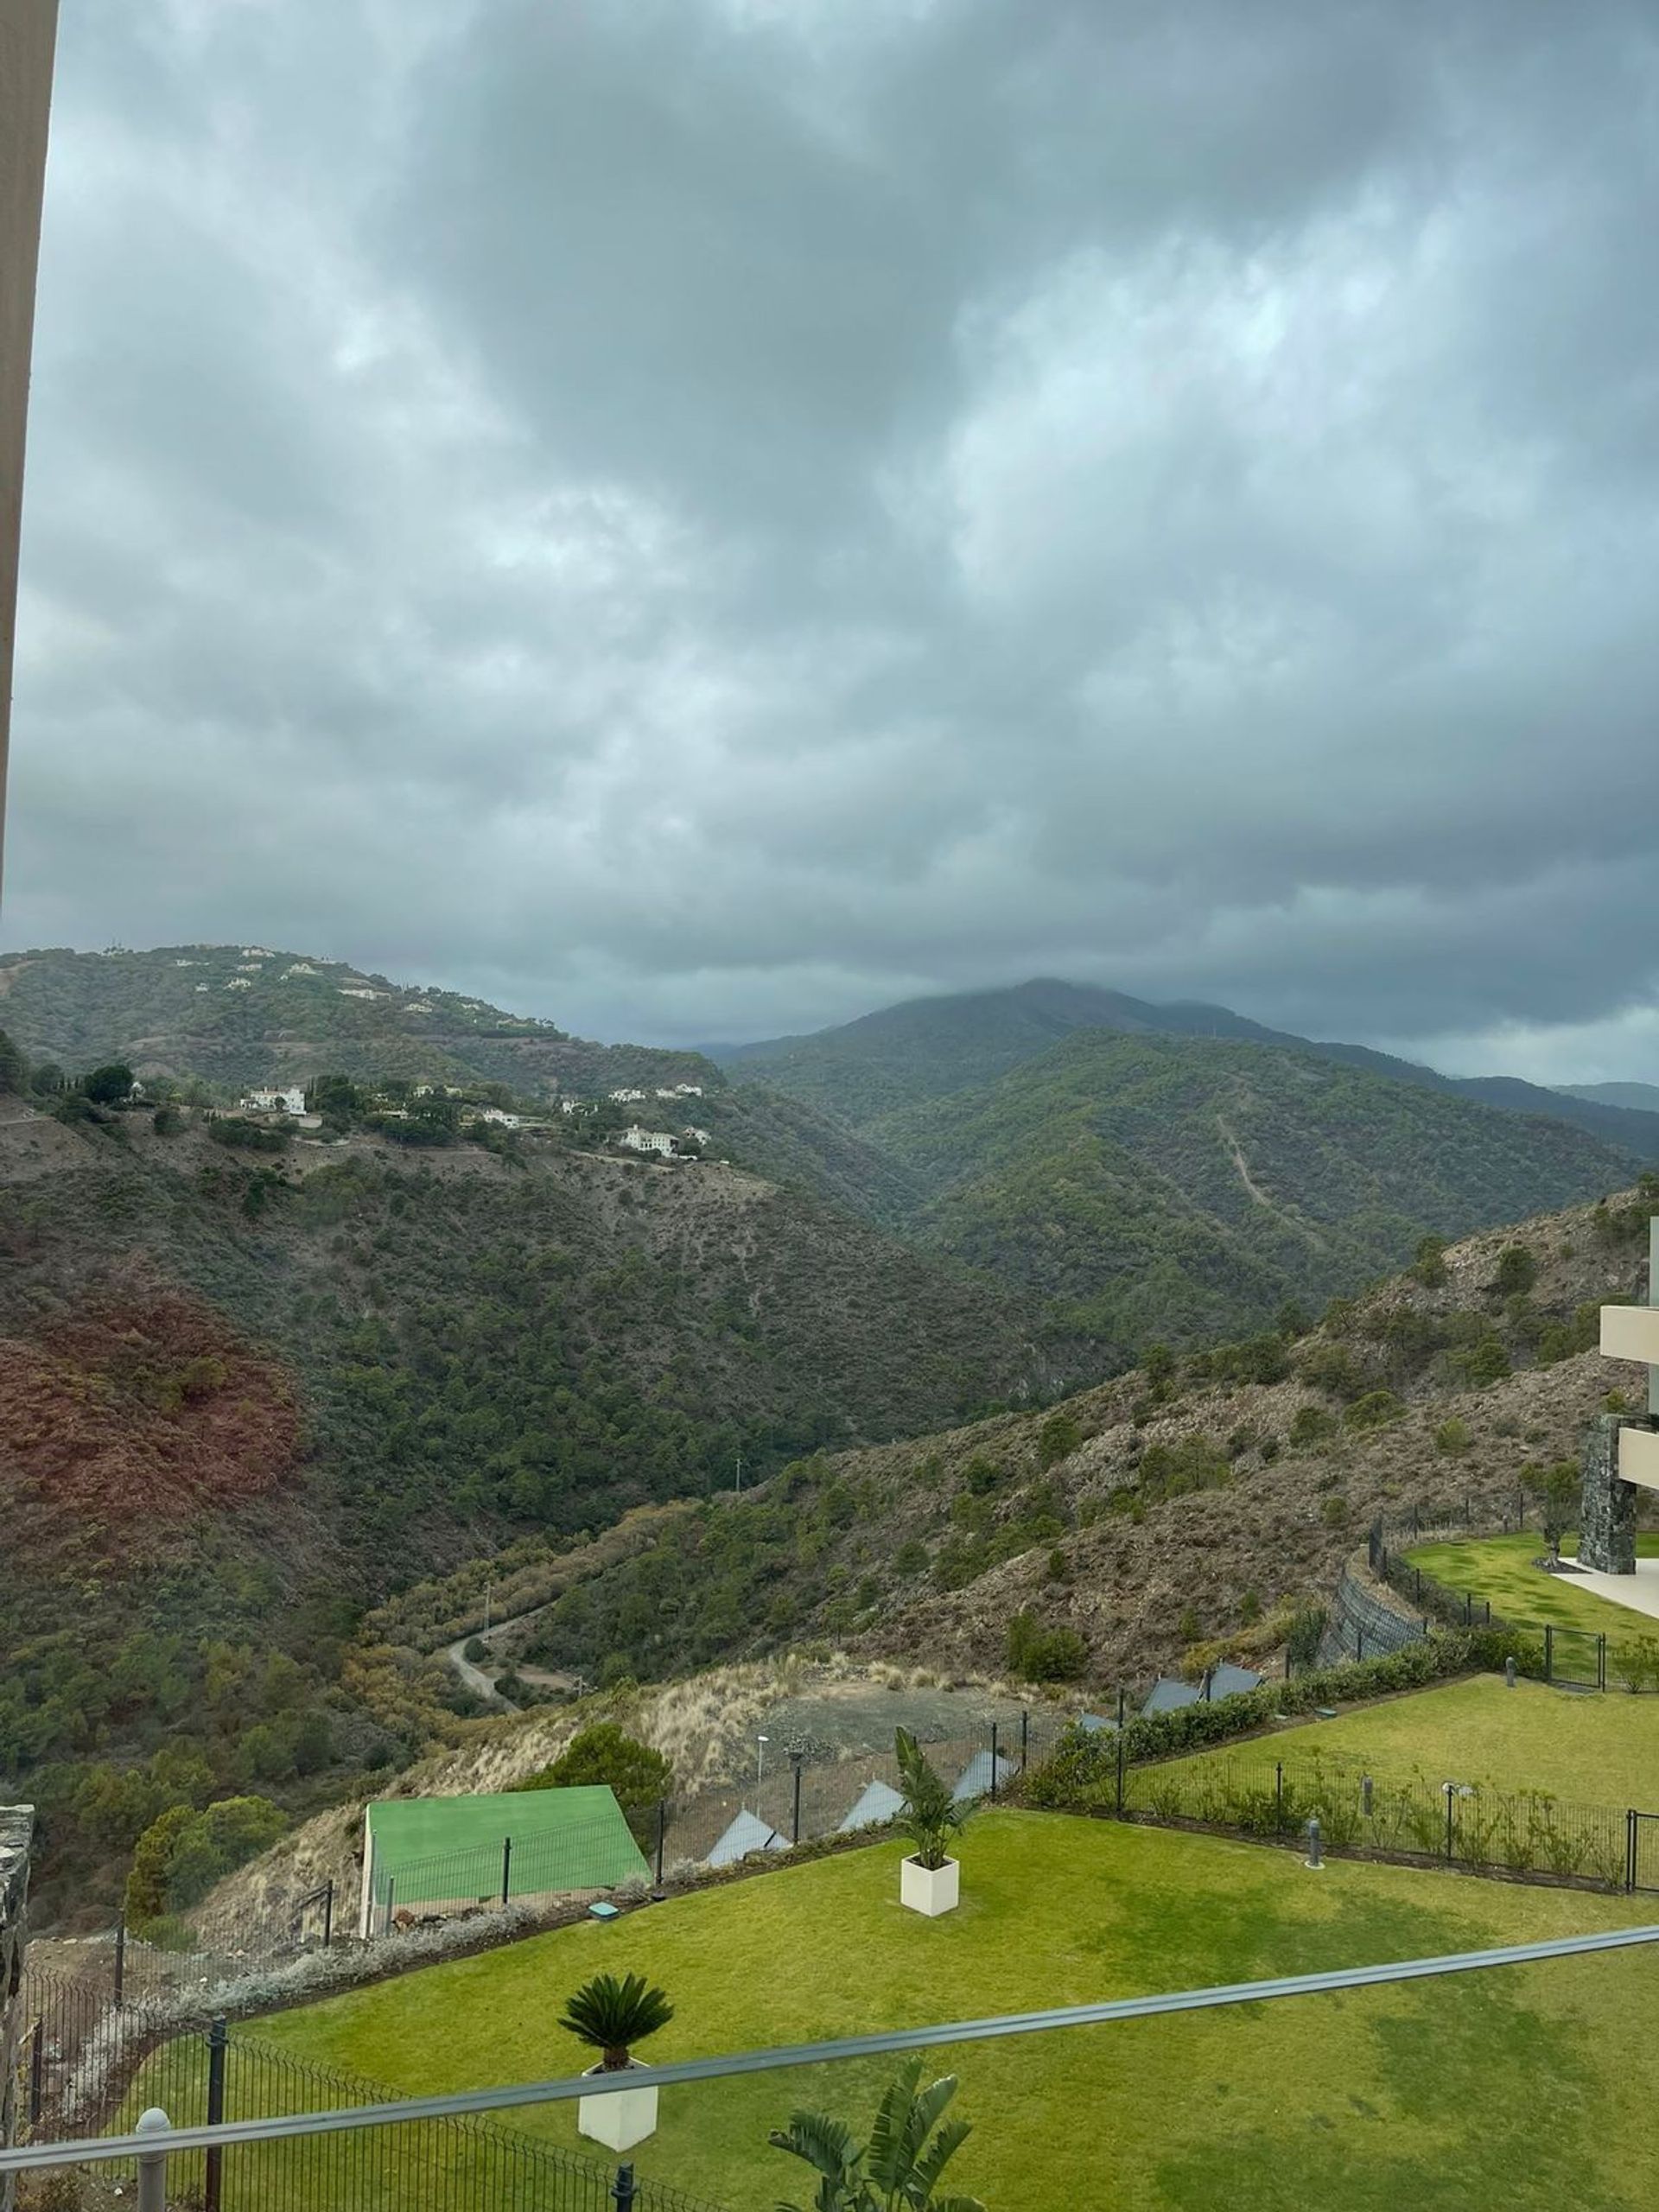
left=444, top=1631, right=514, bottom=1709
left=442, top=1608, right=582, bottom=1712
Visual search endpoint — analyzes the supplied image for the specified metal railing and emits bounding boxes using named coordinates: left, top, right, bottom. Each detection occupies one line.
left=11, top=1997, right=728, bottom=2212
left=8, top=1928, right=1659, bottom=2205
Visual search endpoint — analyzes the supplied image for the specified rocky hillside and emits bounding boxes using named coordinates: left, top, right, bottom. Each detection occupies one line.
left=0, top=943, right=922, bottom=1221
left=0, top=1090, right=1086, bottom=1915
left=519, top=1183, right=1657, bottom=1694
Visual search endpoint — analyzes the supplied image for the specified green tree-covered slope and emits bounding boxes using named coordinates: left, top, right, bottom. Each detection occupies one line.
left=861, top=1032, right=1637, bottom=1351
left=720, top=976, right=1659, bottom=1157
left=0, top=1098, right=1085, bottom=1911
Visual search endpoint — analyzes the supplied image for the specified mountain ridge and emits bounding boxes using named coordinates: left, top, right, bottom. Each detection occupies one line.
left=716, top=976, right=1659, bottom=1159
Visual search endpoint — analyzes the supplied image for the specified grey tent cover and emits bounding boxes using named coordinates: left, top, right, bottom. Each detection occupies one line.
left=839, top=1779, right=905, bottom=1832
left=1141, top=1677, right=1202, bottom=1716
left=952, top=1750, right=1016, bottom=1802
left=707, top=1808, right=785, bottom=1867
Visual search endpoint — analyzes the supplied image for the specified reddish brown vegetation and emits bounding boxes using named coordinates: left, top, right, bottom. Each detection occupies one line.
left=0, top=1285, right=302, bottom=1527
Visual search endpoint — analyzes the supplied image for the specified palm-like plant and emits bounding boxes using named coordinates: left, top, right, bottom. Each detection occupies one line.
left=769, top=2058, right=986, bottom=2212
left=894, top=1728, right=967, bottom=1872
left=557, top=1971, right=674, bottom=2073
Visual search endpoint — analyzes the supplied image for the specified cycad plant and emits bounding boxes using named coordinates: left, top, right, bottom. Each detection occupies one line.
left=894, top=1727, right=968, bottom=1872
left=769, top=2058, right=986, bottom=2212
left=557, top=1971, right=675, bottom=2073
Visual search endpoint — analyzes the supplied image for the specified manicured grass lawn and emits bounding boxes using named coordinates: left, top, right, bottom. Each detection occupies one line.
left=1166, top=1675, right=1659, bottom=1811
left=247, top=1812, right=1659, bottom=2210
left=1405, top=1531, right=1659, bottom=1647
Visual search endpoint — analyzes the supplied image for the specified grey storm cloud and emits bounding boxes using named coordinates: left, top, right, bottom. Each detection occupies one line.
left=6, top=0, right=1659, bottom=1077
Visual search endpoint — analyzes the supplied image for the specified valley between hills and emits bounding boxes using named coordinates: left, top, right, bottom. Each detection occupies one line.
left=2, top=941, right=1656, bottom=1923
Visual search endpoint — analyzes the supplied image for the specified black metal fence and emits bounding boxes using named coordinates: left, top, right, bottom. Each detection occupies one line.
left=362, top=1707, right=1073, bottom=1936
left=12, top=1983, right=727, bottom=2212
left=1367, top=1507, right=1659, bottom=1692
left=1122, top=1745, right=1649, bottom=1891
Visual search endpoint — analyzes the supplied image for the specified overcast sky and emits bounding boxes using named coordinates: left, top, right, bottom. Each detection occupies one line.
left=6, top=0, right=1659, bottom=1076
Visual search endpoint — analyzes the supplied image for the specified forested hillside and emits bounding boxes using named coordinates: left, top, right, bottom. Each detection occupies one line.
left=0, top=1090, right=1084, bottom=1913
left=519, top=1182, right=1659, bottom=1694
left=721, top=977, right=1659, bottom=1157
left=868, top=1032, right=1640, bottom=1348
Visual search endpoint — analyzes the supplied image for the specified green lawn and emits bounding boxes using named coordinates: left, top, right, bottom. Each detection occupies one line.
left=238, top=1812, right=1659, bottom=2210
left=1160, top=1675, right=1659, bottom=1812
left=1404, top=1531, right=1659, bottom=1649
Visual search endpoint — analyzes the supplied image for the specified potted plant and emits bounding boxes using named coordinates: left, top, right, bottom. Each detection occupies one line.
left=895, top=1727, right=968, bottom=1917
left=560, top=1969, right=675, bottom=2152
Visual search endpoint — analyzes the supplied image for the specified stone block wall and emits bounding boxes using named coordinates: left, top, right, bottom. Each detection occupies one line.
left=0, top=1804, right=34, bottom=2212
left=1579, top=1413, right=1640, bottom=1573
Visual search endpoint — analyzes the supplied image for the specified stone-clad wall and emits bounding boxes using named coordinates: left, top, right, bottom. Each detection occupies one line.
left=0, top=1804, right=34, bottom=2212
left=1579, top=1414, right=1640, bottom=1574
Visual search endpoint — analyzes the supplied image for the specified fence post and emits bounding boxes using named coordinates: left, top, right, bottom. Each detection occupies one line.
left=204, top=2016, right=228, bottom=2212
left=1627, top=1809, right=1638, bottom=1895
left=136, top=2107, right=170, bottom=2212
left=1356, top=1625, right=1364, bottom=1663
left=1545, top=1625, right=1554, bottom=1683
left=322, top=1879, right=334, bottom=1949
left=1115, top=1719, right=1126, bottom=1817
left=1463, top=1592, right=1471, bottom=1626
left=791, top=1753, right=804, bottom=1847
left=1599, top=1636, right=1607, bottom=1694
left=1020, top=1707, right=1029, bottom=1775
left=613, top=2164, right=638, bottom=2210
left=654, top=1799, right=667, bottom=1893
left=1414, top=1567, right=1422, bottom=1604
left=1444, top=1783, right=1456, bottom=1861
left=989, top=1722, right=1000, bottom=1801
left=385, top=1873, right=395, bottom=1932
left=501, top=1835, right=512, bottom=1908
left=29, top=2016, right=44, bottom=2125
left=1274, top=1763, right=1284, bottom=1836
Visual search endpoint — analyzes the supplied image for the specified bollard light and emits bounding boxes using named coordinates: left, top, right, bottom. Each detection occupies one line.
left=136, top=2107, right=171, bottom=2212
left=1304, top=1815, right=1323, bottom=1871
left=1505, top=1656, right=1517, bottom=1689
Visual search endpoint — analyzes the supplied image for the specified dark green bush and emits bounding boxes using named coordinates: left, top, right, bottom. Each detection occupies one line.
left=1027, top=1636, right=1475, bottom=1810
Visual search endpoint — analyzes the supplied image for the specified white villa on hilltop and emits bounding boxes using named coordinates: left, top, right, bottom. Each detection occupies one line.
left=618, top=1125, right=677, bottom=1156
left=242, top=1086, right=307, bottom=1116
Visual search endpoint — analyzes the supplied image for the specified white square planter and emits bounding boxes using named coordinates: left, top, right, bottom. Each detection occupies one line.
left=577, top=2062, right=658, bottom=2152
left=900, top=1854, right=960, bottom=1916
